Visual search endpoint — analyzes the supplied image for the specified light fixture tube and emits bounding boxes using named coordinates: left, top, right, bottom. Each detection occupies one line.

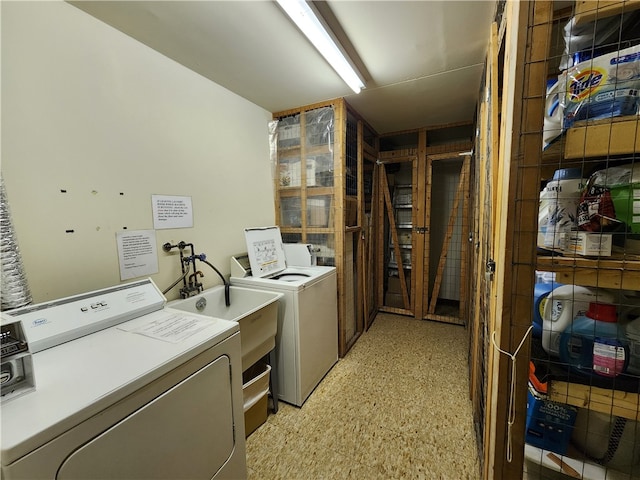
left=277, top=0, right=365, bottom=94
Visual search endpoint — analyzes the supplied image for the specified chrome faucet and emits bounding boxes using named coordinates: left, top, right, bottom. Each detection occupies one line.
left=162, top=241, right=230, bottom=305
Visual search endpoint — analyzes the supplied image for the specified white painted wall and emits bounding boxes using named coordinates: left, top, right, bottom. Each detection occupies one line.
left=1, top=1, right=275, bottom=303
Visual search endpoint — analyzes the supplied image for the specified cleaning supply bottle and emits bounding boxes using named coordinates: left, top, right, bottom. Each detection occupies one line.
left=559, top=302, right=628, bottom=377
left=533, top=276, right=562, bottom=338
left=542, top=75, right=566, bottom=151
left=542, top=284, right=616, bottom=357
left=538, top=168, right=586, bottom=251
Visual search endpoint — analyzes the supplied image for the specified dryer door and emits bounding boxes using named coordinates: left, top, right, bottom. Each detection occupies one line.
left=57, top=354, right=235, bottom=480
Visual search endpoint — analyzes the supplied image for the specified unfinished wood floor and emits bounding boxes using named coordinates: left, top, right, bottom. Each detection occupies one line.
left=246, top=312, right=481, bottom=479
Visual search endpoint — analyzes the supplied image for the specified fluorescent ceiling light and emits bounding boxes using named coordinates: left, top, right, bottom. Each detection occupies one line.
left=276, top=0, right=365, bottom=94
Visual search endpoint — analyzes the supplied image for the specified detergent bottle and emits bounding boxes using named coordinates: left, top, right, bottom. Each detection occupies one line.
left=532, top=274, right=561, bottom=338
left=559, top=302, right=628, bottom=377
left=541, top=284, right=616, bottom=357
left=538, top=168, right=586, bottom=251
left=542, top=75, right=566, bottom=151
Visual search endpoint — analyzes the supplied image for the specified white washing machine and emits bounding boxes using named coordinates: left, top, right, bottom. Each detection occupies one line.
left=230, top=227, right=338, bottom=407
left=1, top=279, right=246, bottom=480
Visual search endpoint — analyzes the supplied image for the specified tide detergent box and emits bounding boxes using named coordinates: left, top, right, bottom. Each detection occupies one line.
left=544, top=45, right=640, bottom=150
left=564, top=45, right=640, bottom=129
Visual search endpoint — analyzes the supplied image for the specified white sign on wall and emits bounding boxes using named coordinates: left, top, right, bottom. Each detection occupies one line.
left=116, top=230, right=159, bottom=280
left=152, top=194, right=193, bottom=229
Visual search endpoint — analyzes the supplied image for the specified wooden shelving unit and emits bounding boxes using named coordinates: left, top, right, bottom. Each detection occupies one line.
left=572, top=0, right=640, bottom=26
left=548, top=381, right=640, bottom=422
left=524, top=1, right=640, bottom=478
left=536, top=256, right=640, bottom=290
left=563, top=117, right=640, bottom=159
left=272, top=99, right=378, bottom=357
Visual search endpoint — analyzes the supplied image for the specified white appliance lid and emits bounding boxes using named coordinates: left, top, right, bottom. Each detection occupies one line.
left=244, top=226, right=287, bottom=278
left=1, top=308, right=239, bottom=465
left=283, top=243, right=314, bottom=267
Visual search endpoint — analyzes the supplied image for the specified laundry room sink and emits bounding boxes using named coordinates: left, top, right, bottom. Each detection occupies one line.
left=167, top=286, right=282, bottom=371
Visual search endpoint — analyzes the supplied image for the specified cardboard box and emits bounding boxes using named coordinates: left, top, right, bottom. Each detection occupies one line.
left=387, top=272, right=411, bottom=294
left=244, top=394, right=268, bottom=438
left=622, top=237, right=640, bottom=255
left=307, top=197, right=329, bottom=227
left=561, top=231, right=612, bottom=257
left=346, top=197, right=358, bottom=226
left=526, top=390, right=578, bottom=455
left=396, top=230, right=412, bottom=246
left=243, top=363, right=271, bottom=438
left=385, top=292, right=407, bottom=309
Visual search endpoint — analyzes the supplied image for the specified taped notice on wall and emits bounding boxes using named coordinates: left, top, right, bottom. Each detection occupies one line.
left=152, top=194, right=193, bottom=229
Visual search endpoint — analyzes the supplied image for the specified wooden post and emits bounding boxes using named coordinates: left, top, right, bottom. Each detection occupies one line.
left=485, top=2, right=552, bottom=478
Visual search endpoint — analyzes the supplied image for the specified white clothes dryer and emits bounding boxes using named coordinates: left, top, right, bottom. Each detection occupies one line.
left=230, top=227, right=338, bottom=407
left=1, top=279, right=246, bottom=480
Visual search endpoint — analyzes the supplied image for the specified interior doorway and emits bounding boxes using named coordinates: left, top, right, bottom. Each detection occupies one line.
left=422, top=153, right=470, bottom=325
left=376, top=144, right=471, bottom=325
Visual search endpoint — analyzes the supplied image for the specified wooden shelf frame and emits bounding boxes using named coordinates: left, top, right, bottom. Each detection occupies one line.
left=536, top=255, right=640, bottom=290
left=548, top=381, right=640, bottom=422
left=572, top=0, right=640, bottom=26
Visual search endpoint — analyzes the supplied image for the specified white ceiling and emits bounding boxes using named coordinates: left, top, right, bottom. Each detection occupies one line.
left=69, top=1, right=496, bottom=134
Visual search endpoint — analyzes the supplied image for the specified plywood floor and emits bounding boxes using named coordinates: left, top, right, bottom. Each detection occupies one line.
left=246, top=312, right=481, bottom=479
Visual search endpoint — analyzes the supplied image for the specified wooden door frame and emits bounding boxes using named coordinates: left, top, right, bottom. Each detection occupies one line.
left=469, top=19, right=500, bottom=473
left=485, top=2, right=551, bottom=478
left=376, top=153, right=419, bottom=317
left=421, top=152, right=471, bottom=325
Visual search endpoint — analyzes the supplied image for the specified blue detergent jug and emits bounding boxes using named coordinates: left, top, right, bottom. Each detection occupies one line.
left=559, top=302, right=629, bottom=377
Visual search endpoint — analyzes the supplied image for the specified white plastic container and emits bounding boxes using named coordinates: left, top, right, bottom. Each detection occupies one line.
left=538, top=168, right=586, bottom=250
left=542, top=284, right=616, bottom=357
left=543, top=75, right=566, bottom=150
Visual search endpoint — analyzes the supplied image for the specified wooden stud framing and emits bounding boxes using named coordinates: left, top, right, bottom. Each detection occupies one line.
left=381, top=171, right=410, bottom=310
left=366, top=160, right=378, bottom=329
left=470, top=17, right=499, bottom=436
left=376, top=163, right=387, bottom=310
left=485, top=1, right=553, bottom=478
left=357, top=120, right=367, bottom=332
left=414, top=129, right=428, bottom=319
left=549, top=381, right=640, bottom=422
left=273, top=98, right=369, bottom=357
